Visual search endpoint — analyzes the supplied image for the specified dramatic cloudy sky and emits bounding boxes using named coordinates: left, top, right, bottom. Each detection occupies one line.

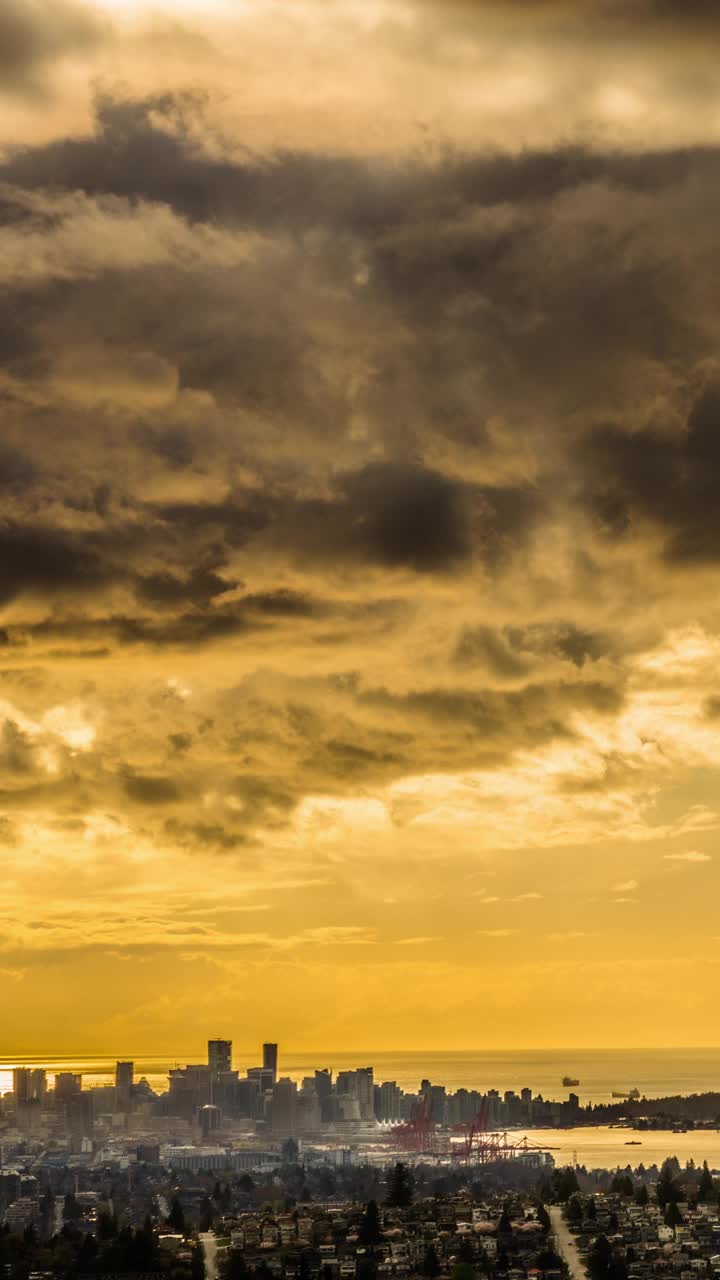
left=2, top=0, right=720, bottom=1055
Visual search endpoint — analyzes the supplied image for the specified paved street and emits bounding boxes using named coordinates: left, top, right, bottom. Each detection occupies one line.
left=550, top=1205, right=587, bottom=1280
left=200, top=1233, right=218, bottom=1280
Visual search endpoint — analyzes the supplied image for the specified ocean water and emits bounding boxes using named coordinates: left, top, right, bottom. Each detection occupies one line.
left=515, top=1127, right=720, bottom=1171
left=2, top=1047, right=720, bottom=1103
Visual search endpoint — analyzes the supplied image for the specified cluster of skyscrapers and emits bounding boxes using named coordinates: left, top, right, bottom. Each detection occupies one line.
left=12, top=1066, right=94, bottom=1147
left=120, top=1041, right=579, bottom=1138
left=163, top=1042, right=378, bottom=1138
left=5, top=1042, right=581, bottom=1154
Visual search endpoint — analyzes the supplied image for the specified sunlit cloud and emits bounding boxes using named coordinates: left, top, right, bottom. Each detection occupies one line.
left=3, top=0, right=720, bottom=1051
left=395, top=936, right=441, bottom=946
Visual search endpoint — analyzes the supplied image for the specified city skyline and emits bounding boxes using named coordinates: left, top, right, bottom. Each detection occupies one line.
left=2, top=0, right=720, bottom=1051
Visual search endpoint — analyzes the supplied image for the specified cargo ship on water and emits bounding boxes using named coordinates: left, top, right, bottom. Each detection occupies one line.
left=562, top=1075, right=580, bottom=1087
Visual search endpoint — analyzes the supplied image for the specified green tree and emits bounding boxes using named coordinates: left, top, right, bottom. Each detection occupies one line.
left=611, top=1174, right=634, bottom=1197
left=191, top=1240, right=205, bottom=1280
left=357, top=1259, right=378, bottom=1280
left=76, top=1231, right=96, bottom=1271
left=656, top=1166, right=680, bottom=1209
left=359, top=1201, right=383, bottom=1249
left=635, top=1184, right=649, bottom=1207
left=664, top=1202, right=683, bottom=1236
left=588, top=1235, right=613, bottom=1280
left=167, top=1197, right=186, bottom=1233
left=497, top=1206, right=513, bottom=1238
left=555, top=1168, right=580, bottom=1203
left=98, top=1212, right=118, bottom=1240
left=63, top=1193, right=81, bottom=1224
left=451, top=1264, right=475, bottom=1280
left=536, top=1246, right=563, bottom=1272
left=199, top=1196, right=214, bottom=1232
left=699, top=1162, right=714, bottom=1202
left=565, top=1195, right=583, bottom=1227
left=422, top=1244, right=441, bottom=1278
left=225, top=1249, right=250, bottom=1280
left=317, top=1169, right=336, bottom=1199
left=386, top=1163, right=415, bottom=1208
left=458, top=1238, right=475, bottom=1264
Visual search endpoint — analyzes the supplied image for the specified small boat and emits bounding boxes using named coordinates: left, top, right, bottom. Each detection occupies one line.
left=562, top=1076, right=580, bottom=1087
left=612, top=1088, right=641, bottom=1100
left=625, top=1140, right=642, bottom=1145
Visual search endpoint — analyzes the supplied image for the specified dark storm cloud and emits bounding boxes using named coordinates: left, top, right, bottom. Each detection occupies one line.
left=337, top=463, right=468, bottom=570
left=1, top=74, right=720, bottom=869
left=0, top=588, right=373, bottom=654
left=454, top=622, right=610, bottom=676
left=315, top=465, right=538, bottom=570
left=317, top=466, right=537, bottom=570
left=147, top=466, right=539, bottom=575
left=114, top=589, right=328, bottom=648
left=148, top=496, right=270, bottom=548
left=164, top=818, right=250, bottom=851
left=454, top=626, right=533, bottom=679
left=3, top=95, right=719, bottom=233
left=1, top=94, right=716, bottom=475
left=243, top=591, right=317, bottom=618
left=417, top=0, right=720, bottom=32
left=371, top=680, right=623, bottom=723
left=0, top=720, right=35, bottom=775
left=0, top=85, right=717, bottom=690
left=2, top=86, right=719, bottom=698
left=580, top=374, right=720, bottom=562
left=0, top=96, right=381, bottom=230
left=359, top=678, right=624, bottom=759
left=0, top=0, right=105, bottom=98
left=640, top=0, right=720, bottom=26
left=112, top=607, right=255, bottom=649
left=135, top=567, right=235, bottom=610
left=123, top=771, right=181, bottom=805
left=206, top=670, right=625, bottom=796
left=323, top=739, right=403, bottom=772
left=0, top=524, right=113, bottom=605
left=133, top=426, right=196, bottom=470
left=0, top=446, right=36, bottom=492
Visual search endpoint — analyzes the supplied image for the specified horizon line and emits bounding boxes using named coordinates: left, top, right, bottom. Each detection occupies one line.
left=3, top=1045, right=720, bottom=1057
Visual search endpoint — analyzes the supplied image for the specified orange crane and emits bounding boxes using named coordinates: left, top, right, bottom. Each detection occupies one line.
left=391, top=1092, right=443, bottom=1154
